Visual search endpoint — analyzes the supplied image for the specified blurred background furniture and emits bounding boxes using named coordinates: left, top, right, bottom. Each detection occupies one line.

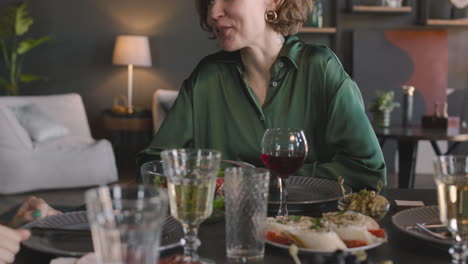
left=0, top=93, right=118, bottom=194
left=103, top=109, right=153, bottom=173
left=152, top=89, right=178, bottom=133
left=375, top=125, right=468, bottom=188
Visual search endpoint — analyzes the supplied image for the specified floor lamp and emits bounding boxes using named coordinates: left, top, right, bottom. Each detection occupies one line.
left=112, top=35, right=152, bottom=114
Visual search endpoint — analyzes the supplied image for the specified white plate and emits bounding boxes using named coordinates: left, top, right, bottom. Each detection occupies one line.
left=22, top=211, right=183, bottom=257
left=266, top=237, right=386, bottom=254
left=392, top=206, right=452, bottom=246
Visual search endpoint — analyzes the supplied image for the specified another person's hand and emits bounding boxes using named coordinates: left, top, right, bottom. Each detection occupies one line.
left=8, top=196, right=62, bottom=228
left=0, top=225, right=30, bottom=264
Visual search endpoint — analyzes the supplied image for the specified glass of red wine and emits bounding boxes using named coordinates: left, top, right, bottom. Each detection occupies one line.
left=261, top=128, right=308, bottom=216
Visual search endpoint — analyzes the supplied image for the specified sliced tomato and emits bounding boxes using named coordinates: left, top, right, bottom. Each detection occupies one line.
left=368, top=228, right=386, bottom=238
left=215, top=178, right=224, bottom=192
left=266, top=230, right=293, bottom=245
left=343, top=240, right=367, bottom=248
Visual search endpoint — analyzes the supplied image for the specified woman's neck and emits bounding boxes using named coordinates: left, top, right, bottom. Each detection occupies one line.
left=240, top=32, right=285, bottom=78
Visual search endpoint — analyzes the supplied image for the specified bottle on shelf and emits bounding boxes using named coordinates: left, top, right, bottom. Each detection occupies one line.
left=310, top=0, right=323, bottom=28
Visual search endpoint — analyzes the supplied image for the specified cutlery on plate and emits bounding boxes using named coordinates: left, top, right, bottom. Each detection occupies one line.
left=405, top=223, right=445, bottom=230
left=415, top=223, right=451, bottom=240
left=30, top=227, right=91, bottom=237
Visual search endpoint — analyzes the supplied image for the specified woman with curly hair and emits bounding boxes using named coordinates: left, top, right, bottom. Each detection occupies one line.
left=138, top=0, right=386, bottom=191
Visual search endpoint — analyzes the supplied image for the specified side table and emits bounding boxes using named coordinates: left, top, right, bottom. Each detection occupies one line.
left=102, top=109, right=153, bottom=176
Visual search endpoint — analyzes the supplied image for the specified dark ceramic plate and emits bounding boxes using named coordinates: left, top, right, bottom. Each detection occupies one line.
left=22, top=211, right=183, bottom=257
left=268, top=176, right=351, bottom=213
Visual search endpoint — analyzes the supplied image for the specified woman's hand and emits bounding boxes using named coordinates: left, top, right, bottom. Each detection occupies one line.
left=0, top=225, right=30, bottom=264
left=8, top=196, right=62, bottom=228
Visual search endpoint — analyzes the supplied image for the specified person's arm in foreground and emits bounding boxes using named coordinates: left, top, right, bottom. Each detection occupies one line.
left=0, top=225, right=30, bottom=264
left=0, top=196, right=61, bottom=264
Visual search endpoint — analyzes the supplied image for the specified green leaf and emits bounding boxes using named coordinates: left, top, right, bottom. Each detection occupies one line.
left=19, top=74, right=47, bottom=83
left=213, top=196, right=225, bottom=211
left=15, top=3, right=33, bottom=36
left=17, top=36, right=50, bottom=55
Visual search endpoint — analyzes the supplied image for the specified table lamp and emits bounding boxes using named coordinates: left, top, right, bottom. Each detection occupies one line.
left=112, top=35, right=152, bottom=114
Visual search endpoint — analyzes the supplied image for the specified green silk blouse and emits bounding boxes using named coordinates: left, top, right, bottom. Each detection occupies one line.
left=137, top=36, right=386, bottom=190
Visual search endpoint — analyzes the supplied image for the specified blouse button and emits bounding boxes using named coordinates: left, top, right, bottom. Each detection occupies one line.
left=272, top=81, right=278, bottom=87
left=278, top=62, right=284, bottom=67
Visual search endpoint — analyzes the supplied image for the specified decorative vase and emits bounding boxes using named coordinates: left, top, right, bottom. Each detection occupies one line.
left=373, top=110, right=391, bottom=128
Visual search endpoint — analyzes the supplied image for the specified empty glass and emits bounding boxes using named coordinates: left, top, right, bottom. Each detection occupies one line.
left=434, top=155, right=468, bottom=264
left=161, top=149, right=221, bottom=264
left=141, top=160, right=166, bottom=188
left=85, top=184, right=168, bottom=264
left=224, top=167, right=270, bottom=263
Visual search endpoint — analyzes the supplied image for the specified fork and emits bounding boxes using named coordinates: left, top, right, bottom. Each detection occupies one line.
left=415, top=223, right=451, bottom=240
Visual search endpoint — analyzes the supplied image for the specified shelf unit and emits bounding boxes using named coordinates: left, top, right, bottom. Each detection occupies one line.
left=418, top=0, right=468, bottom=27
left=298, top=0, right=341, bottom=56
left=299, top=27, right=337, bottom=34
left=426, top=19, right=468, bottom=27
left=348, top=0, right=413, bottom=14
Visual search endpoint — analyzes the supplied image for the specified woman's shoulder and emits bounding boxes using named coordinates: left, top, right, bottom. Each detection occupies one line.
left=298, top=42, right=339, bottom=67
left=183, top=50, right=238, bottom=91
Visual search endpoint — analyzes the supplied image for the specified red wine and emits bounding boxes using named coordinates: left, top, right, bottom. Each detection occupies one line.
left=261, top=151, right=306, bottom=178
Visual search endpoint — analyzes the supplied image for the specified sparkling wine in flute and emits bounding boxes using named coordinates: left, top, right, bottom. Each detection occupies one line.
left=435, top=177, right=468, bottom=239
left=167, top=178, right=216, bottom=227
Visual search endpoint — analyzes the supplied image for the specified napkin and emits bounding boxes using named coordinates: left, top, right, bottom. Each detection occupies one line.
left=50, top=253, right=96, bottom=264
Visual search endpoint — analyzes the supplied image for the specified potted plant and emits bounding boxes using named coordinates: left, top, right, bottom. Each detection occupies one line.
left=0, top=2, right=50, bottom=95
left=368, top=90, right=400, bottom=127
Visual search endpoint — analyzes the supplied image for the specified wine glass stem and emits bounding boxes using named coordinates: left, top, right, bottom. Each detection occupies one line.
left=450, top=234, right=467, bottom=264
left=278, top=177, right=288, bottom=216
left=182, top=225, right=201, bottom=261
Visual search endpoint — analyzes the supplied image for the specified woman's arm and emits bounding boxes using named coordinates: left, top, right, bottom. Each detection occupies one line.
left=302, top=53, right=386, bottom=191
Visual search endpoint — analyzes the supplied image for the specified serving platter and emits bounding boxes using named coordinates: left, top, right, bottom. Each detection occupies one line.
left=266, top=237, right=386, bottom=255
left=22, top=211, right=183, bottom=257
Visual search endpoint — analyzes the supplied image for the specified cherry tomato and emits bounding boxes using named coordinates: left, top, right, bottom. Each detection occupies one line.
left=368, top=228, right=386, bottom=238
left=266, top=230, right=293, bottom=245
left=343, top=240, right=367, bottom=248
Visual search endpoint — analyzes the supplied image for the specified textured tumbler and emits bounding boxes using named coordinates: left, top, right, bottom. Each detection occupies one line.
left=224, top=167, right=270, bottom=263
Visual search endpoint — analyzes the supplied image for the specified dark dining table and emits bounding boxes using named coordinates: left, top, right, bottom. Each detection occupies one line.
left=374, top=125, right=468, bottom=189
left=14, top=189, right=451, bottom=264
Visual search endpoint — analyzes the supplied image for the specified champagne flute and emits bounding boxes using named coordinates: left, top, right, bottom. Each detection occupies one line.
left=261, top=128, right=308, bottom=216
left=161, top=149, right=221, bottom=264
left=434, top=155, right=468, bottom=264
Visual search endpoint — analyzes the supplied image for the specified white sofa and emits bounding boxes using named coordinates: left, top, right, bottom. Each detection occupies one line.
left=152, top=89, right=178, bottom=133
left=0, top=93, right=118, bottom=194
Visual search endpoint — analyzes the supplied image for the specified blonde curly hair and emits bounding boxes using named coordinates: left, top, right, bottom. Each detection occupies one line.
left=196, top=0, right=313, bottom=36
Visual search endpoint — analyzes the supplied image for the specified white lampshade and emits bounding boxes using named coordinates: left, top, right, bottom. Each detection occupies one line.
left=112, top=35, right=152, bottom=67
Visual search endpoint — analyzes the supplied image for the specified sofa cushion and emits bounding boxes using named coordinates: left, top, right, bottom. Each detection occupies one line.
left=10, top=104, right=69, bottom=143
left=0, top=106, right=33, bottom=150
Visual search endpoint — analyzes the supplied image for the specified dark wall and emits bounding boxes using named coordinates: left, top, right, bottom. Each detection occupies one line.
left=0, top=0, right=218, bottom=139
left=1, top=0, right=467, bottom=176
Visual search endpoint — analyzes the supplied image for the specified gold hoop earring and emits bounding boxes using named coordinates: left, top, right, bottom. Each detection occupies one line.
left=265, top=10, right=278, bottom=23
